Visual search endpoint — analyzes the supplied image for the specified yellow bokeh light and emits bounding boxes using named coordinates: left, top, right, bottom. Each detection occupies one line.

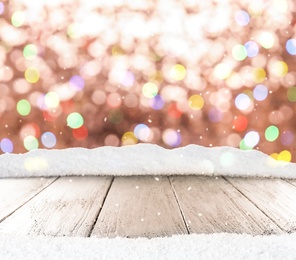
left=214, top=63, right=231, bottom=80
left=270, top=153, right=278, bottom=160
left=122, top=132, right=138, bottom=145
left=112, top=45, right=125, bottom=56
left=169, top=64, right=186, bottom=81
left=149, top=70, right=164, bottom=84
left=252, top=67, right=266, bottom=83
left=24, top=67, right=40, bottom=83
left=272, top=61, right=288, bottom=77
left=278, top=150, right=291, bottom=162
left=188, top=95, right=204, bottom=110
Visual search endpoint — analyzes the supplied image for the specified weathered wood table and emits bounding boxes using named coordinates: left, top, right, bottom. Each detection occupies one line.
left=0, top=176, right=295, bottom=238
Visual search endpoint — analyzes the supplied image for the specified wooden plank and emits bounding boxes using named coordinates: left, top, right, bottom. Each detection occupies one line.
left=226, top=177, right=296, bottom=232
left=0, top=177, right=57, bottom=222
left=287, top=179, right=296, bottom=187
left=91, top=176, right=188, bottom=238
left=170, top=176, right=282, bottom=235
left=0, top=176, right=112, bottom=237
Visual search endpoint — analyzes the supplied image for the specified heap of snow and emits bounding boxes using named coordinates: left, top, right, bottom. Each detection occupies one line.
left=1, top=233, right=296, bottom=259
left=0, top=144, right=295, bottom=178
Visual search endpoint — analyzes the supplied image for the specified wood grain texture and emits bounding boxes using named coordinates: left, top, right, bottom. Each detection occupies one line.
left=0, top=176, right=112, bottom=237
left=226, top=177, right=296, bottom=232
left=0, top=177, right=57, bottom=222
left=170, top=176, right=282, bottom=235
left=287, top=179, right=296, bottom=187
left=91, top=176, right=188, bottom=238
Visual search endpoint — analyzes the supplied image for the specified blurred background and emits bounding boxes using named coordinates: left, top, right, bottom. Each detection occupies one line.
left=0, top=0, right=296, bottom=162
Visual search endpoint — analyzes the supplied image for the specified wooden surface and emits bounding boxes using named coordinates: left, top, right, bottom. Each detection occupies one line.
left=0, top=177, right=112, bottom=237
left=0, top=175, right=295, bottom=238
left=91, top=176, right=188, bottom=238
left=0, top=177, right=57, bottom=222
left=170, top=176, right=282, bottom=234
left=226, top=177, right=296, bottom=232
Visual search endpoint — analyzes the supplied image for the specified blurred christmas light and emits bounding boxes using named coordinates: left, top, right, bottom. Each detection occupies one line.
left=67, top=113, right=84, bottom=129
left=24, top=67, right=40, bottom=84
left=0, top=0, right=295, bottom=161
left=253, top=85, right=268, bottom=101
left=235, top=10, right=250, bottom=26
left=188, top=95, right=204, bottom=110
left=17, top=99, right=31, bottom=116
left=265, top=125, right=279, bottom=142
left=41, top=132, right=57, bottom=148
left=142, top=83, right=158, bottom=98
left=23, top=44, right=38, bottom=61
left=286, top=39, right=296, bottom=55
left=245, top=41, right=259, bottom=58
left=0, top=138, right=13, bottom=153
left=24, top=136, right=39, bottom=151
left=232, top=44, right=247, bottom=61
left=11, top=11, right=25, bottom=27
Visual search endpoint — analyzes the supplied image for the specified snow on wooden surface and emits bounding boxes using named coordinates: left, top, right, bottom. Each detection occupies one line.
left=0, top=144, right=295, bottom=178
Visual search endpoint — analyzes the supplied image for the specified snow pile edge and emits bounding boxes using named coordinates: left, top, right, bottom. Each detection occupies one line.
left=0, top=144, right=295, bottom=178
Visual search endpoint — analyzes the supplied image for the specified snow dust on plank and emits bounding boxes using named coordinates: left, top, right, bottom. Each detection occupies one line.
left=0, top=176, right=112, bottom=237
left=226, top=177, right=296, bottom=232
left=170, top=176, right=282, bottom=235
left=0, top=177, right=57, bottom=223
left=91, top=176, right=188, bottom=238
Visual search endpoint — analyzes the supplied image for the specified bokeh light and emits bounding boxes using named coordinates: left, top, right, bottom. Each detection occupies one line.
left=188, top=95, right=204, bottom=110
left=11, top=11, right=25, bottom=27
left=162, top=129, right=181, bottom=147
left=41, top=132, right=57, bottom=148
left=232, top=44, right=247, bottom=61
left=235, top=94, right=251, bottom=111
left=245, top=41, right=259, bottom=58
left=24, top=67, right=40, bottom=84
left=244, top=131, right=260, bottom=148
left=253, top=85, right=268, bottom=101
left=233, top=115, right=248, bottom=132
left=142, top=83, right=158, bottom=98
left=235, top=10, right=250, bottom=27
left=0, top=138, right=13, bottom=153
left=259, top=32, right=275, bottom=49
left=134, top=124, right=151, bottom=142
left=169, top=64, right=186, bottom=81
left=287, top=87, right=296, bottom=102
left=72, top=126, right=88, bottom=140
left=23, top=44, right=38, bottom=61
left=69, top=75, right=85, bottom=91
left=122, top=132, right=138, bottom=146
left=17, top=99, right=31, bottom=116
left=24, top=136, right=39, bottom=151
left=265, top=126, right=279, bottom=142
left=0, top=0, right=295, bottom=163
left=286, top=39, right=296, bottom=55
left=67, top=113, right=84, bottom=129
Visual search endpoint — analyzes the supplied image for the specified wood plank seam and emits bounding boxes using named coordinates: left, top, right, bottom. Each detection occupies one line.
left=223, top=177, right=284, bottom=232
left=168, top=177, right=190, bottom=235
left=0, top=177, right=59, bottom=224
left=88, top=176, right=114, bottom=237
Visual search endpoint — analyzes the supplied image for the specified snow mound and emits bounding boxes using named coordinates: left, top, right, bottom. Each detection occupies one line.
left=0, top=144, right=295, bottom=178
left=1, top=233, right=296, bottom=260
